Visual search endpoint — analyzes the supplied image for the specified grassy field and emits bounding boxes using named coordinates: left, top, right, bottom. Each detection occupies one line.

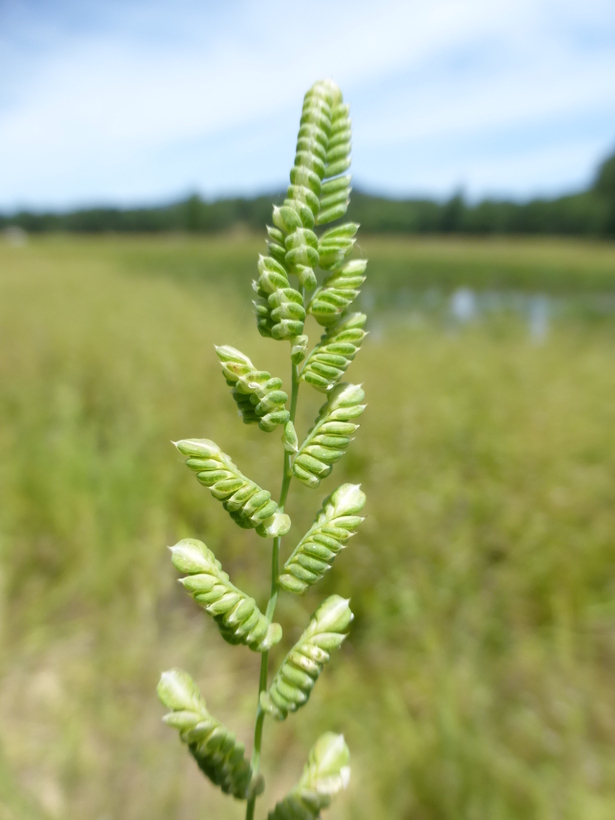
left=1, top=234, right=615, bottom=820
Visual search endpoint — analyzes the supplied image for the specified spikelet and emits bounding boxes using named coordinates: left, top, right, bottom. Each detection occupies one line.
left=317, top=175, right=352, bottom=226
left=215, top=345, right=289, bottom=432
left=174, top=439, right=291, bottom=537
left=292, top=384, right=366, bottom=489
left=301, top=313, right=367, bottom=393
left=290, top=333, right=309, bottom=365
left=317, top=223, right=358, bottom=270
left=279, top=484, right=365, bottom=594
left=260, top=596, right=353, bottom=720
left=158, top=669, right=260, bottom=800
left=171, top=539, right=282, bottom=651
left=309, top=259, right=367, bottom=327
left=267, top=733, right=350, bottom=820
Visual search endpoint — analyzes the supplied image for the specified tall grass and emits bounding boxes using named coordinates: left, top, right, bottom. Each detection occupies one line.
left=1, top=236, right=615, bottom=819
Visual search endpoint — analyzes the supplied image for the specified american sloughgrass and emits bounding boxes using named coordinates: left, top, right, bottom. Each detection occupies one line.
left=157, top=80, right=363, bottom=819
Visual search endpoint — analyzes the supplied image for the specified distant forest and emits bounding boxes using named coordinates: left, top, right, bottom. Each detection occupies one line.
left=3, top=151, right=614, bottom=237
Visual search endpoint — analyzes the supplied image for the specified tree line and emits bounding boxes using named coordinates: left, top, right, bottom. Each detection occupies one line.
left=3, top=152, right=614, bottom=237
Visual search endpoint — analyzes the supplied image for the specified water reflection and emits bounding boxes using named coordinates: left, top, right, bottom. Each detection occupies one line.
left=528, top=296, right=549, bottom=342
left=361, top=286, right=615, bottom=340
left=450, top=288, right=477, bottom=323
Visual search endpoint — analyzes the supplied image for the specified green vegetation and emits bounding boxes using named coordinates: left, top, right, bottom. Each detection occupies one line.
left=3, top=151, right=615, bottom=238
left=1, top=235, right=615, bottom=819
left=25, top=232, right=615, bottom=294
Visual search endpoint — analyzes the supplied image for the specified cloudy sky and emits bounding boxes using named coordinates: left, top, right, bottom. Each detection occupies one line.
left=1, top=0, right=614, bottom=210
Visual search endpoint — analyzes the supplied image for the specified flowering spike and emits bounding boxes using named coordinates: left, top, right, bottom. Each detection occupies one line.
left=157, top=669, right=258, bottom=799
left=260, top=596, right=353, bottom=720
left=301, top=312, right=367, bottom=393
left=253, top=255, right=306, bottom=341
left=292, top=384, right=366, bottom=488
left=309, top=259, right=367, bottom=327
left=174, top=439, right=287, bottom=535
left=280, top=484, right=365, bottom=594
left=171, top=539, right=283, bottom=652
left=267, top=732, right=350, bottom=819
left=315, top=91, right=352, bottom=226
left=215, top=345, right=290, bottom=432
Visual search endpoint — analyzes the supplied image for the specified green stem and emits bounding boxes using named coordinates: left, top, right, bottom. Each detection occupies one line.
left=246, top=358, right=300, bottom=820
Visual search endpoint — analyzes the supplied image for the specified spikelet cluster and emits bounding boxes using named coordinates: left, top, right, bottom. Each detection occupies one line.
left=158, top=669, right=257, bottom=799
left=254, top=79, right=355, bottom=343
left=175, top=439, right=291, bottom=537
left=309, top=259, right=367, bottom=327
left=301, top=313, right=367, bottom=393
left=260, top=596, right=353, bottom=721
left=267, top=733, right=350, bottom=820
left=253, top=255, right=306, bottom=341
left=292, top=384, right=366, bottom=489
left=279, top=484, right=365, bottom=594
left=215, top=345, right=289, bottom=431
left=171, top=539, right=282, bottom=652
left=316, top=82, right=352, bottom=225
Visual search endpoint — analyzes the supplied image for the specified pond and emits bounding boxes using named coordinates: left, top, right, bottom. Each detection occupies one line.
left=360, top=286, right=615, bottom=340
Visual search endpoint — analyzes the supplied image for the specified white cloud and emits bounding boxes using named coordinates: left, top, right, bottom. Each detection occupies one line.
left=356, top=53, right=615, bottom=148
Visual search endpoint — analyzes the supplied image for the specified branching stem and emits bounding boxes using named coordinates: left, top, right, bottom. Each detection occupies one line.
left=246, top=357, right=301, bottom=820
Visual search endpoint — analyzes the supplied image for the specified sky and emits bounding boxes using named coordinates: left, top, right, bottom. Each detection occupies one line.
left=1, top=0, right=614, bottom=211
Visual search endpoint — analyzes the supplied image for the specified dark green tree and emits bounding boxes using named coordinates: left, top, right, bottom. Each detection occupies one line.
left=594, top=150, right=615, bottom=235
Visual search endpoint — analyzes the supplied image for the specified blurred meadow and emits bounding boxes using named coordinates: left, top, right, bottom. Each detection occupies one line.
left=2, top=232, right=615, bottom=820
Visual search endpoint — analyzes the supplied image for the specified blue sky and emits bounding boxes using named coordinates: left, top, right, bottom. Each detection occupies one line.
left=1, top=0, right=614, bottom=210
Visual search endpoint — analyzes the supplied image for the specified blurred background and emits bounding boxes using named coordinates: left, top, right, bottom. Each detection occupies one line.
left=2, top=1, right=615, bottom=819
